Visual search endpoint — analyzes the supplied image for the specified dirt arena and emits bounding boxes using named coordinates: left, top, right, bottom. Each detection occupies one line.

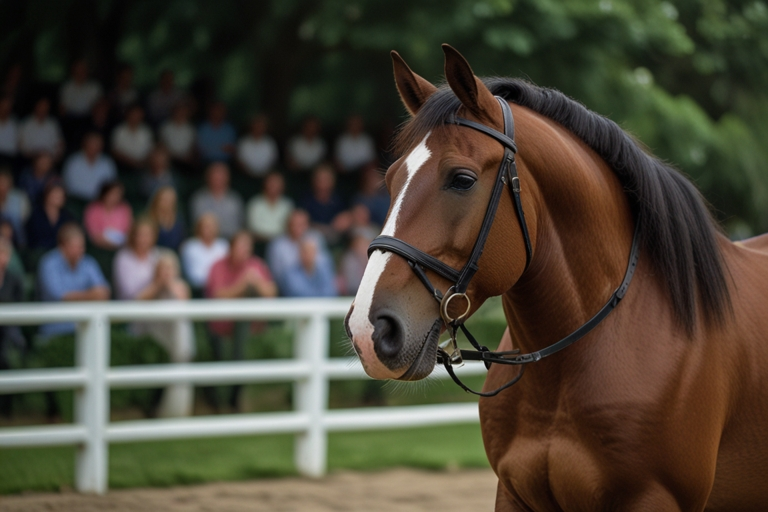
left=0, top=468, right=497, bottom=511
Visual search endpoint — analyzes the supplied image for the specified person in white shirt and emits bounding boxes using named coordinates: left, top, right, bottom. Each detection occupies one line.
left=148, top=70, right=184, bottom=125
left=62, top=132, right=117, bottom=201
left=111, top=104, right=154, bottom=170
left=0, top=96, right=18, bottom=163
left=159, top=103, right=195, bottom=165
left=59, top=60, right=102, bottom=117
left=247, top=172, right=294, bottom=241
left=180, top=213, right=229, bottom=289
left=334, top=115, right=376, bottom=173
left=237, top=114, right=278, bottom=177
left=287, top=116, right=326, bottom=172
left=19, top=98, right=63, bottom=161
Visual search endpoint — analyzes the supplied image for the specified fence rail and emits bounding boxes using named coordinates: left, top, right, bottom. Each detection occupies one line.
left=0, top=298, right=485, bottom=494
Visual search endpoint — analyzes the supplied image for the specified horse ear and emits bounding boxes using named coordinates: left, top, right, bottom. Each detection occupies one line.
left=392, top=51, right=437, bottom=116
left=442, top=44, right=498, bottom=123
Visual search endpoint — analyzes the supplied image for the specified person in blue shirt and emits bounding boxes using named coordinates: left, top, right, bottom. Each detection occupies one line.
left=37, top=222, right=110, bottom=337
left=196, top=101, right=236, bottom=164
left=280, top=236, right=338, bottom=297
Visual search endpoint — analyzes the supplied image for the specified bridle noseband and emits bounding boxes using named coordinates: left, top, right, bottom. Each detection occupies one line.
left=368, top=97, right=641, bottom=397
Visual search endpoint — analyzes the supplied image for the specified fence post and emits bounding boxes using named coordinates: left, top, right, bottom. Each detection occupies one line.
left=293, top=313, right=329, bottom=477
left=74, top=313, right=110, bottom=494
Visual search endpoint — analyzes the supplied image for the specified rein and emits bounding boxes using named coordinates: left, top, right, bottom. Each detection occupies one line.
left=368, top=97, right=641, bottom=397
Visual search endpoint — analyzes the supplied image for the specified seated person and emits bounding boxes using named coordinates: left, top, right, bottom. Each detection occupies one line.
left=19, top=97, right=63, bottom=162
left=18, top=152, right=55, bottom=207
left=237, top=114, right=278, bottom=177
left=180, top=213, right=229, bottom=290
left=196, top=101, right=236, bottom=164
left=334, top=114, right=376, bottom=173
left=0, top=168, right=30, bottom=245
left=159, top=102, right=195, bottom=168
left=83, top=181, right=133, bottom=250
left=0, top=95, right=18, bottom=168
left=0, top=237, right=25, bottom=416
left=246, top=171, right=293, bottom=241
left=141, top=145, right=176, bottom=199
left=0, top=218, right=26, bottom=279
left=134, top=251, right=195, bottom=417
left=62, top=132, right=118, bottom=201
left=299, top=164, right=349, bottom=242
left=26, top=180, right=74, bottom=252
left=189, top=162, right=243, bottom=239
left=280, top=237, right=337, bottom=298
left=112, top=218, right=160, bottom=300
left=352, top=163, right=390, bottom=226
left=111, top=104, right=154, bottom=170
left=339, top=228, right=374, bottom=296
left=38, top=223, right=110, bottom=337
left=147, top=186, right=185, bottom=251
left=266, top=209, right=329, bottom=288
left=205, top=231, right=276, bottom=411
left=147, top=70, right=184, bottom=125
left=286, top=116, right=326, bottom=172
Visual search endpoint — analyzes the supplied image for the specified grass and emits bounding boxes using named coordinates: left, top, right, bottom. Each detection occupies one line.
left=0, top=424, right=489, bottom=494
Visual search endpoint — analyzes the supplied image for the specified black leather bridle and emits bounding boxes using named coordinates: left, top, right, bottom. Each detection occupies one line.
left=368, top=97, right=641, bottom=397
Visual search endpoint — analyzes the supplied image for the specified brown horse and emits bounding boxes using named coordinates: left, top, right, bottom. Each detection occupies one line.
left=344, top=45, right=768, bottom=511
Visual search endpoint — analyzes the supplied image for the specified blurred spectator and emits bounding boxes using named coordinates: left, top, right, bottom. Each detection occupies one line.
left=62, top=132, right=117, bottom=201
left=237, top=114, right=278, bottom=177
left=189, top=162, right=243, bottom=239
left=59, top=60, right=103, bottom=118
left=0, top=238, right=25, bottom=417
left=148, top=186, right=185, bottom=251
left=19, top=98, right=63, bottom=162
left=300, top=164, right=349, bottom=241
left=0, top=169, right=30, bottom=245
left=339, top=228, right=373, bottom=296
left=113, top=218, right=159, bottom=300
left=334, top=115, right=375, bottom=173
left=19, top=153, right=55, bottom=207
left=134, top=251, right=196, bottom=417
left=2, top=64, right=24, bottom=109
left=197, top=101, right=236, bottom=164
left=0, top=96, right=18, bottom=168
left=87, top=98, right=112, bottom=146
left=148, top=70, right=184, bottom=125
left=266, top=209, right=329, bottom=287
left=111, top=104, right=153, bottom=170
left=159, top=103, right=195, bottom=167
left=108, top=64, right=138, bottom=118
left=180, top=213, right=228, bottom=290
left=0, top=218, right=24, bottom=276
left=280, top=237, right=337, bottom=297
left=287, top=116, right=326, bottom=171
left=246, top=172, right=293, bottom=241
left=141, top=145, right=176, bottom=199
left=353, top=163, right=390, bottom=226
left=38, top=223, right=110, bottom=337
left=84, top=181, right=132, bottom=250
left=205, top=231, right=276, bottom=411
left=26, top=180, right=74, bottom=252
left=346, top=203, right=379, bottom=241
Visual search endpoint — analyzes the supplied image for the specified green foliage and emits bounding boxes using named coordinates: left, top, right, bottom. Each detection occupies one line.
left=2, top=0, right=767, bottom=231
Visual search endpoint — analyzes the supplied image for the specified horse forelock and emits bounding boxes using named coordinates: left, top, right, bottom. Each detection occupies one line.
left=393, top=77, right=732, bottom=335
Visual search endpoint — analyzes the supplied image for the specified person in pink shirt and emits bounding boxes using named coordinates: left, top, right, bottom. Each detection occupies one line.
left=83, top=181, right=133, bottom=250
left=205, top=230, right=276, bottom=412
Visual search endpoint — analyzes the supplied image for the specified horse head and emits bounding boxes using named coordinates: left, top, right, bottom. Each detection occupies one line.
left=345, top=46, right=535, bottom=381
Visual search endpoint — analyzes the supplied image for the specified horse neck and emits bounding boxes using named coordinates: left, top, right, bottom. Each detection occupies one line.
left=501, top=111, right=635, bottom=370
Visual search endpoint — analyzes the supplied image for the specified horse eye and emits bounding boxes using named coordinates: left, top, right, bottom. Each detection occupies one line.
left=449, top=173, right=477, bottom=191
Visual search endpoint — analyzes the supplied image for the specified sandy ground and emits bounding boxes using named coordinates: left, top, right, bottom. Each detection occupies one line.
left=0, top=468, right=498, bottom=512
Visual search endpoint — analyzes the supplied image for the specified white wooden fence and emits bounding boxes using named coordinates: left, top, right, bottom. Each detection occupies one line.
left=0, top=298, right=486, bottom=494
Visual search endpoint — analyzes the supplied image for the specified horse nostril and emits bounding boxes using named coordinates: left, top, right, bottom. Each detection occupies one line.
left=372, top=314, right=403, bottom=361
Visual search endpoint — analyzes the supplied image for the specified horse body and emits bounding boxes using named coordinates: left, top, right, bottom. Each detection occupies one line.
left=344, top=45, right=768, bottom=510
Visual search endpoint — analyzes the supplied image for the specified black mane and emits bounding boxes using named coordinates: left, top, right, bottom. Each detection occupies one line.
left=395, top=78, right=731, bottom=335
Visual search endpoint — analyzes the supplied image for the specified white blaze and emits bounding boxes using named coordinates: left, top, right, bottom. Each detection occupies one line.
left=348, top=133, right=432, bottom=340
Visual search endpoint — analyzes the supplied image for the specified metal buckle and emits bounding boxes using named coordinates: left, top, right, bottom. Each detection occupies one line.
left=439, top=287, right=471, bottom=326
left=439, top=326, right=463, bottom=366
